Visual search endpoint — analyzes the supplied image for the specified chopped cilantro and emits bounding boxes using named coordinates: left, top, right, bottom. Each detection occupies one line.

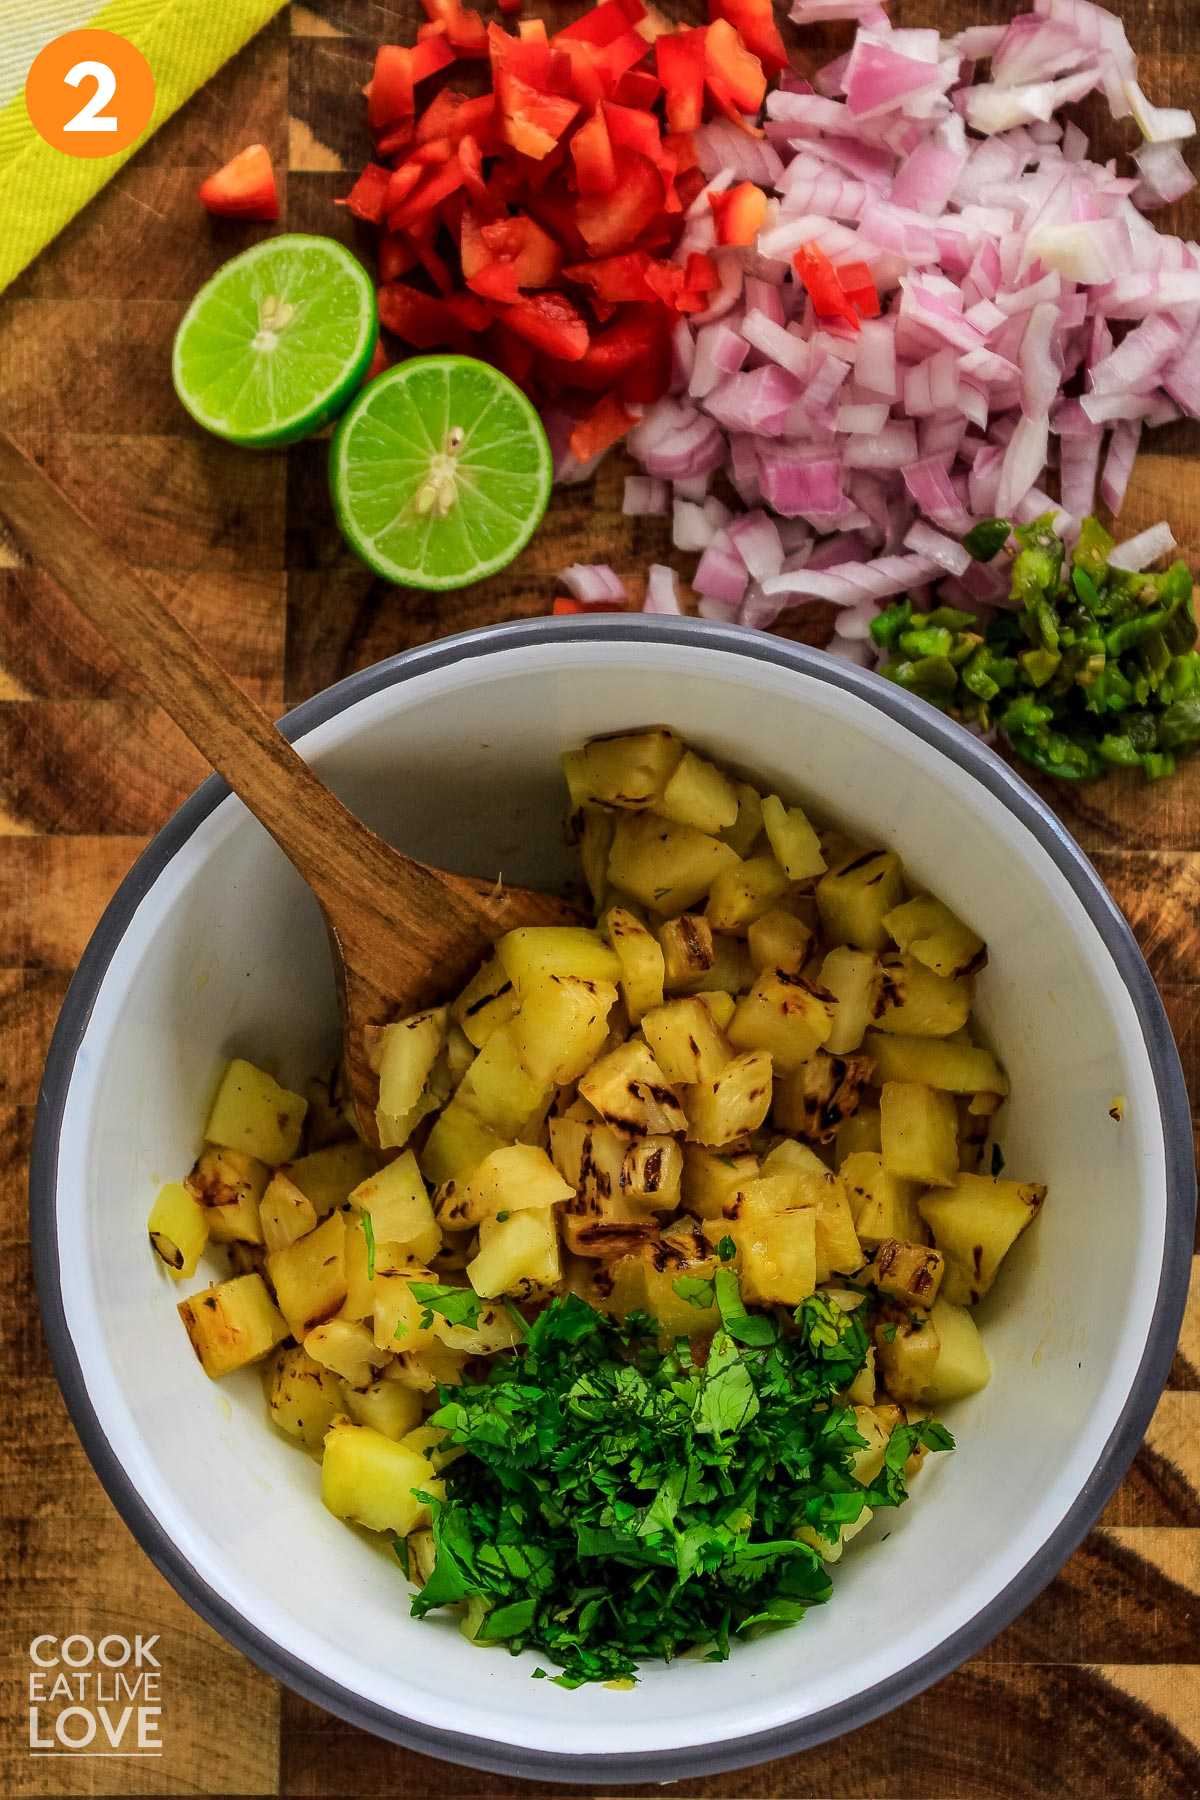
left=716, top=1235, right=737, bottom=1262
left=410, top=1282, right=483, bottom=1331
left=360, top=1211, right=376, bottom=1281
left=496, top=1210, right=511, bottom=1222
left=881, top=1323, right=898, bottom=1343
left=990, top=1143, right=1005, bottom=1177
left=405, top=1281, right=953, bottom=1686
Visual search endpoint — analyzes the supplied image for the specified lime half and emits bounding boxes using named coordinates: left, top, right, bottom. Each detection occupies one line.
left=172, top=235, right=377, bottom=448
left=330, top=356, right=552, bottom=590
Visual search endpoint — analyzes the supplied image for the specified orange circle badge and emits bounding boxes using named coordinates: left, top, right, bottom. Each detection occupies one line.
left=25, top=29, right=155, bottom=158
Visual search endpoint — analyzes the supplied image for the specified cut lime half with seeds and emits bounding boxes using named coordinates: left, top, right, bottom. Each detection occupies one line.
left=329, top=355, right=552, bottom=590
left=172, top=235, right=377, bottom=448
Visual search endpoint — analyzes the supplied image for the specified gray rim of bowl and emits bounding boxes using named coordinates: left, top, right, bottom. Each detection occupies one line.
left=30, top=615, right=1195, bottom=1785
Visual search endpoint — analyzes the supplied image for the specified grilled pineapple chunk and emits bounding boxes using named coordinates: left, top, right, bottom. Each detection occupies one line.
left=341, top=1377, right=423, bottom=1441
left=602, top=906, right=666, bottom=1023
left=874, top=953, right=972, bottom=1038
left=418, top=1102, right=507, bottom=1188
left=468, top=1208, right=562, bottom=1299
left=836, top=1108, right=882, bottom=1164
left=728, top=969, right=835, bottom=1073
left=872, top=1238, right=945, bottom=1309
left=305, top=1317, right=390, bottom=1387
left=259, top=1172, right=318, bottom=1252
left=279, top=1141, right=378, bottom=1217
left=747, top=910, right=812, bottom=976
left=178, top=1273, right=288, bottom=1379
left=883, top=895, right=986, bottom=979
left=863, top=1032, right=1008, bottom=1098
left=620, top=1135, right=683, bottom=1208
left=722, top=781, right=765, bottom=857
left=513, top=974, right=617, bottom=1084
left=372, top=1270, right=441, bottom=1352
left=186, top=1146, right=269, bottom=1246
left=376, top=1008, right=448, bottom=1144
left=205, top=1058, right=307, bottom=1165
left=576, top=805, right=616, bottom=907
left=918, top=1173, right=1045, bottom=1305
left=696, top=988, right=737, bottom=1029
left=880, top=1081, right=958, bottom=1187
left=874, top=1305, right=940, bottom=1402
left=841, top=1151, right=924, bottom=1248
left=717, top=1203, right=817, bottom=1306
left=773, top=1051, right=874, bottom=1142
left=350, top=1152, right=440, bottom=1264
left=816, top=849, right=905, bottom=952
left=148, top=1182, right=209, bottom=1277
left=321, top=1419, right=440, bottom=1537
left=549, top=1116, right=655, bottom=1256
left=498, top=926, right=622, bottom=992
left=562, top=728, right=683, bottom=810
left=579, top=1040, right=686, bottom=1136
left=760, top=794, right=827, bottom=881
left=438, top=1144, right=573, bottom=1231
left=452, top=956, right=518, bottom=1049
left=922, top=1298, right=991, bottom=1401
left=683, top=1049, right=774, bottom=1145
left=658, top=913, right=715, bottom=989
left=819, top=947, right=882, bottom=1054
left=682, top=1145, right=760, bottom=1220
left=705, top=853, right=791, bottom=933
left=268, top=1345, right=345, bottom=1449
left=457, top=1022, right=555, bottom=1139
left=608, top=813, right=739, bottom=915
left=736, top=1165, right=863, bottom=1281
left=641, top=997, right=732, bottom=1084
left=658, top=750, right=739, bottom=833
left=267, top=1211, right=348, bottom=1337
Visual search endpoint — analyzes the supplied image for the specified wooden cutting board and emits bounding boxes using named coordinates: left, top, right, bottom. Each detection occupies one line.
left=0, top=3, right=1197, bottom=1795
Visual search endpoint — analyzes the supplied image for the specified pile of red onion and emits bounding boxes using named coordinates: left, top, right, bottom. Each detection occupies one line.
left=570, top=0, right=1199, bottom=655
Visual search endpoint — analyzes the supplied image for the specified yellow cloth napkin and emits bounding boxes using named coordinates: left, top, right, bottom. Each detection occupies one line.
left=0, top=0, right=287, bottom=293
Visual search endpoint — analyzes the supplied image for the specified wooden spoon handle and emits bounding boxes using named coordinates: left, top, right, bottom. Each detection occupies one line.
left=0, top=430, right=395, bottom=905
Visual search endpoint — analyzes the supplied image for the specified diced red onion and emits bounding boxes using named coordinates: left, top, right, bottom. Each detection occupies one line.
left=694, top=530, right=749, bottom=606
left=1109, top=522, right=1177, bottom=570
left=673, top=499, right=716, bottom=553
left=558, top=565, right=627, bottom=605
left=759, top=450, right=848, bottom=519
left=904, top=520, right=972, bottom=575
left=623, top=476, right=669, bottom=517
left=690, top=321, right=749, bottom=400
left=1058, top=426, right=1103, bottom=518
left=643, top=564, right=685, bottom=615
left=1100, top=419, right=1142, bottom=513
left=761, top=552, right=941, bottom=606
left=741, top=310, right=812, bottom=380
left=728, top=509, right=786, bottom=581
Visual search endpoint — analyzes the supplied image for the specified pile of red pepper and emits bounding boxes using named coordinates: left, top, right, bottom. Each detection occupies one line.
left=342, top=0, right=786, bottom=461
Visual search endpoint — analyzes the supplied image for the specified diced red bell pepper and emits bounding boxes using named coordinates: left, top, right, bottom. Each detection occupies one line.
left=517, top=16, right=548, bottom=42
left=413, top=34, right=456, bottom=82
left=470, top=262, right=523, bottom=302
left=593, top=31, right=649, bottom=88
left=664, top=130, right=699, bottom=172
left=684, top=250, right=718, bottom=293
left=569, top=391, right=636, bottom=462
left=553, top=597, right=585, bottom=614
left=704, top=19, right=766, bottom=117
left=198, top=144, right=279, bottom=220
left=554, top=39, right=608, bottom=107
left=709, top=179, right=767, bottom=246
left=542, top=304, right=662, bottom=388
left=481, top=215, right=561, bottom=286
left=571, top=107, right=617, bottom=195
left=416, top=89, right=497, bottom=147
left=411, top=135, right=453, bottom=165
left=457, top=133, right=496, bottom=212
left=837, top=259, right=881, bottom=320
left=422, top=0, right=487, bottom=55
left=499, top=72, right=580, bottom=159
left=445, top=291, right=493, bottom=332
left=412, top=234, right=456, bottom=295
left=576, top=149, right=663, bottom=255
left=502, top=291, right=590, bottom=360
left=383, top=161, right=425, bottom=213
left=489, top=22, right=551, bottom=90
left=602, top=100, right=662, bottom=164
left=656, top=29, right=707, bottom=134
left=375, top=120, right=415, bottom=159
left=492, top=325, right=537, bottom=388
left=563, top=251, right=655, bottom=301
left=342, top=162, right=392, bottom=224
left=367, top=46, right=413, bottom=130
left=555, top=1, right=640, bottom=47
left=378, top=232, right=418, bottom=282
left=459, top=204, right=489, bottom=277
left=709, top=0, right=788, bottom=78
left=614, top=69, right=660, bottom=109
left=499, top=0, right=523, bottom=14
left=378, top=283, right=468, bottom=349
left=794, top=241, right=861, bottom=330
left=643, top=259, right=686, bottom=309
left=524, top=189, right=588, bottom=259
left=676, top=165, right=707, bottom=210
left=387, top=156, right=464, bottom=230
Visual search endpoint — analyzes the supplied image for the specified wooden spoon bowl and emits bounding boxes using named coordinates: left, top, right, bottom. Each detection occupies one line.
left=0, top=431, right=578, bottom=1139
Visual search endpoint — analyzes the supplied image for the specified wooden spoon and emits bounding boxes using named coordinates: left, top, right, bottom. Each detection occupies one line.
left=0, top=431, right=578, bottom=1139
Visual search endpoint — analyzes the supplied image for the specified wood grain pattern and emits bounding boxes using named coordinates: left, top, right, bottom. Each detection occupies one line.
left=0, top=0, right=1197, bottom=1794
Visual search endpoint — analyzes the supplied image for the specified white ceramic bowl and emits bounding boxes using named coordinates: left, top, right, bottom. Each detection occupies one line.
left=33, top=618, right=1194, bottom=1782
